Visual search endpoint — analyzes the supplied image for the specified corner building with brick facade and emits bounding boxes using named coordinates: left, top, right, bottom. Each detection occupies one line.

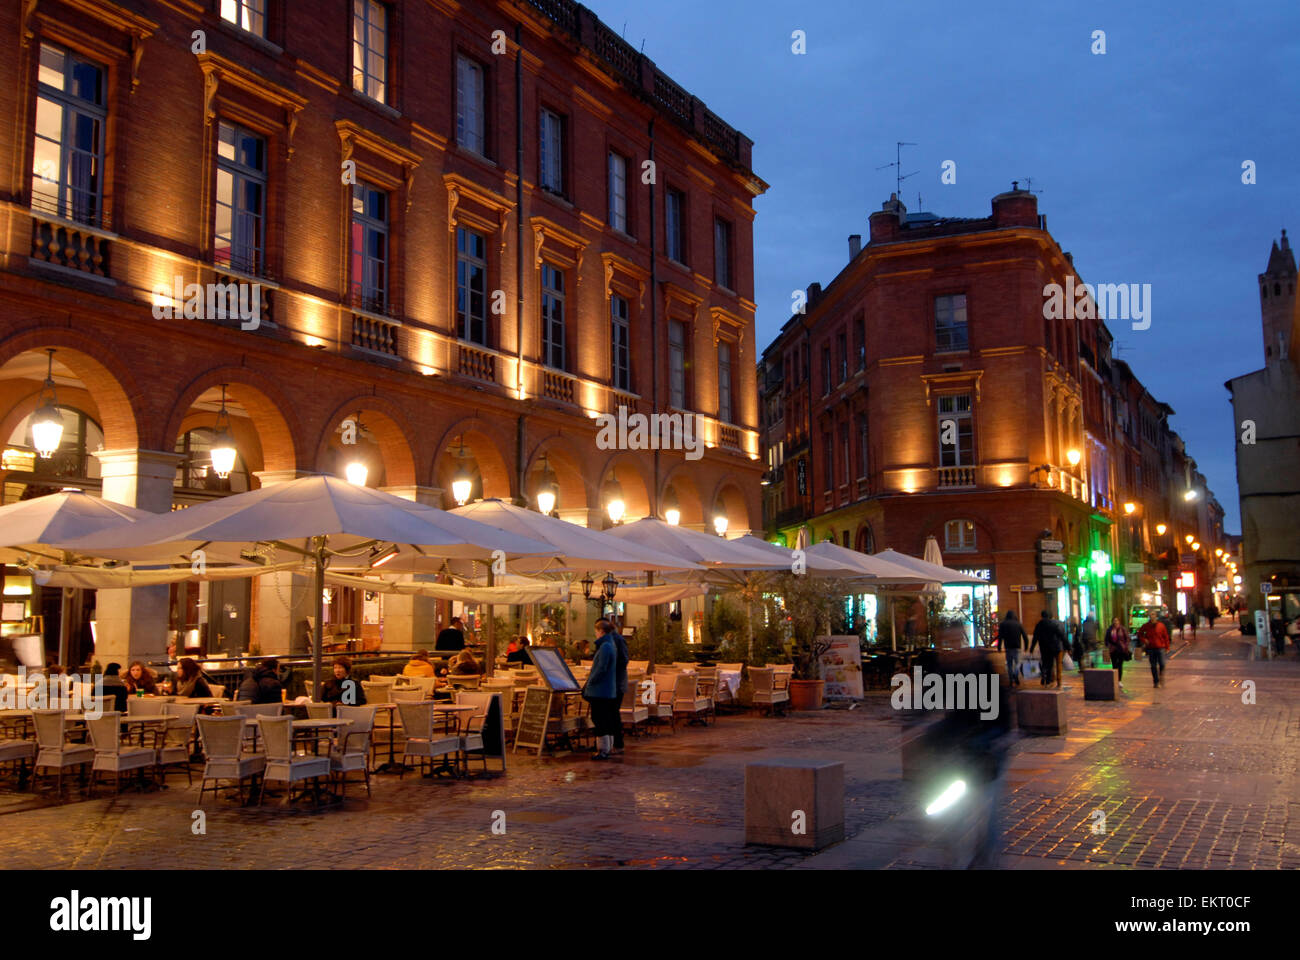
left=0, top=0, right=765, bottom=667
left=759, top=187, right=1226, bottom=642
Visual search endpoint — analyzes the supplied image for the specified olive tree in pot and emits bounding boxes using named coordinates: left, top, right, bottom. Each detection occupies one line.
left=777, top=573, right=849, bottom=709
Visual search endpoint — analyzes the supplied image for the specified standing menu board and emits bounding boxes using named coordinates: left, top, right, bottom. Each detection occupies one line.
left=819, top=635, right=864, bottom=698
left=527, top=646, right=582, bottom=692
left=512, top=686, right=554, bottom=755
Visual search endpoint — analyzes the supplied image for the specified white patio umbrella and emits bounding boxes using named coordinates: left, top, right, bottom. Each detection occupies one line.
left=603, top=518, right=793, bottom=573
left=0, top=488, right=153, bottom=564
left=64, top=475, right=559, bottom=692
left=804, top=540, right=935, bottom=585
left=873, top=546, right=986, bottom=586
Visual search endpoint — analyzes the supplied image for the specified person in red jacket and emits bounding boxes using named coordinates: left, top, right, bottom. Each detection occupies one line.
left=1137, top=618, right=1170, bottom=688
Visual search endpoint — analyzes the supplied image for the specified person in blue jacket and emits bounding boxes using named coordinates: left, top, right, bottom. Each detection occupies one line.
left=582, top=628, right=620, bottom=760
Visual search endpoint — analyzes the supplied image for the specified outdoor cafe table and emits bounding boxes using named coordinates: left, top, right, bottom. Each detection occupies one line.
left=289, top=718, right=352, bottom=755
left=717, top=669, right=742, bottom=699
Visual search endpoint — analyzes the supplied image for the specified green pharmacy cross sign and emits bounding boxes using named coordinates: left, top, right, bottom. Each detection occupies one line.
left=1089, top=550, right=1112, bottom=578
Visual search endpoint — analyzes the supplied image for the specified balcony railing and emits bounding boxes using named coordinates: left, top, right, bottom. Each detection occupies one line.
left=30, top=211, right=111, bottom=279
left=542, top=368, right=577, bottom=405
left=718, top=423, right=741, bottom=451
left=457, top=342, right=497, bottom=385
left=937, top=465, right=976, bottom=488
left=592, top=19, right=640, bottom=83
left=351, top=313, right=399, bottom=357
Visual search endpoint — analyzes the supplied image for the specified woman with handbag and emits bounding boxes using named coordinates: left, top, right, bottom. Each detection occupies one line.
left=1104, top=617, right=1132, bottom=685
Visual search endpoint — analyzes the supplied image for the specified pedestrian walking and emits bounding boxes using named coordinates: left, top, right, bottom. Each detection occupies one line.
left=1029, top=610, right=1066, bottom=688
left=1104, top=617, right=1131, bottom=686
left=1174, top=611, right=1186, bottom=639
left=1207, top=605, right=1218, bottom=630
left=1067, top=615, right=1082, bottom=668
left=1137, top=617, right=1171, bottom=687
left=1080, top=613, right=1100, bottom=669
left=996, top=610, right=1029, bottom=686
left=581, top=627, right=621, bottom=761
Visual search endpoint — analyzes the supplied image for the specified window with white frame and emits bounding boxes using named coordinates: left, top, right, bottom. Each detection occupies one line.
left=714, top=217, right=732, bottom=289
left=351, top=0, right=387, bottom=103
left=214, top=121, right=266, bottom=276
left=456, top=227, right=487, bottom=345
left=665, top=188, right=686, bottom=263
left=935, top=293, right=968, bottom=351
left=456, top=56, right=485, bottom=155
left=221, top=0, right=265, bottom=36
left=944, top=519, right=977, bottom=552
left=936, top=393, right=974, bottom=466
left=668, top=320, right=687, bottom=409
left=32, top=43, right=106, bottom=226
left=611, top=294, right=630, bottom=392
left=539, top=108, right=564, bottom=193
left=717, top=341, right=733, bottom=424
left=608, top=152, right=627, bottom=233
left=541, top=263, right=566, bottom=369
left=349, top=181, right=388, bottom=313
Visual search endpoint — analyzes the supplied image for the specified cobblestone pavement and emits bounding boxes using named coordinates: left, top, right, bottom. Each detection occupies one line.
left=3, top=626, right=1296, bottom=869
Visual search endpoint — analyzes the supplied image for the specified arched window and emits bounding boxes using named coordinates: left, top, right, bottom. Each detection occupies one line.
left=855, top=524, right=875, bottom=553
left=944, top=519, right=976, bottom=552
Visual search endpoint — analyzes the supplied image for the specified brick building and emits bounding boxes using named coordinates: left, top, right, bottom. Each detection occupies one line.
left=760, top=186, right=1225, bottom=642
left=0, top=0, right=764, bottom=667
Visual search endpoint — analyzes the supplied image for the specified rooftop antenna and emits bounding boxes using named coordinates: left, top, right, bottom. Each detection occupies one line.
left=1020, top=177, right=1043, bottom=195
left=875, top=141, right=918, bottom=198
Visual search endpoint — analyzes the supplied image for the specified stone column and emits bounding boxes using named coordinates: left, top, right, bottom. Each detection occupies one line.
left=252, top=470, right=315, bottom=656
left=379, top=485, right=444, bottom=652
left=91, top=449, right=184, bottom=667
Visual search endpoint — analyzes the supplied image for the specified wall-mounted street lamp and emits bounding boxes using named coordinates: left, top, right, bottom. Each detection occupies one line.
left=1185, top=534, right=1194, bottom=545
left=30, top=349, right=64, bottom=459
left=1123, top=502, right=1136, bottom=515
left=1155, top=523, right=1167, bottom=536
left=713, top=514, right=729, bottom=537
left=1066, top=448, right=1081, bottom=468
left=209, top=383, right=238, bottom=480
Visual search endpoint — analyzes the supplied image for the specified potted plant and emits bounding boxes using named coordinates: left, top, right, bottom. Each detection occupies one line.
left=775, top=574, right=849, bottom=709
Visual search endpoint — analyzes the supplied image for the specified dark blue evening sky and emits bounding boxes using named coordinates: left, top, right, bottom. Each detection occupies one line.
left=588, top=0, right=1300, bottom=532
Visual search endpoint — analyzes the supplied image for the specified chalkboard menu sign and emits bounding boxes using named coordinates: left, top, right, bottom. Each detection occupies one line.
left=512, top=686, right=553, bottom=755
left=527, top=646, right=581, bottom=692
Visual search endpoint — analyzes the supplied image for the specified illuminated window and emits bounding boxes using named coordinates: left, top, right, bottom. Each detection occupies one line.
left=349, top=181, right=388, bottom=313
left=945, top=519, right=976, bottom=552
left=214, top=122, right=266, bottom=276
left=32, top=43, right=105, bottom=226
left=352, top=0, right=387, bottom=103
left=221, top=0, right=265, bottom=36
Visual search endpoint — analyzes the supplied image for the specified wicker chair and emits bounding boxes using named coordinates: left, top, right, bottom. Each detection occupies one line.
left=451, top=692, right=496, bottom=775
left=749, top=667, right=790, bottom=717
left=125, top=697, right=166, bottom=717
left=672, top=673, right=713, bottom=726
left=87, top=712, right=158, bottom=795
left=233, top=702, right=282, bottom=750
left=648, top=672, right=677, bottom=734
left=305, top=702, right=334, bottom=720
left=619, top=681, right=650, bottom=737
left=389, top=687, right=425, bottom=703
left=332, top=705, right=375, bottom=798
left=196, top=715, right=265, bottom=804
left=31, top=709, right=94, bottom=797
left=395, top=701, right=460, bottom=778
left=256, top=715, right=330, bottom=806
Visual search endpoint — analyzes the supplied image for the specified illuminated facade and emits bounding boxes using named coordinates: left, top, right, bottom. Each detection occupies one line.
left=0, top=0, right=763, bottom=665
left=760, top=186, right=1225, bottom=638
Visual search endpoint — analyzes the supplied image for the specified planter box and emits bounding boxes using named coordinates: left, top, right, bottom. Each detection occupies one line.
left=745, top=759, right=844, bottom=850
left=1015, top=688, right=1068, bottom=735
left=789, top=679, right=824, bottom=710
left=1082, top=668, right=1118, bottom=701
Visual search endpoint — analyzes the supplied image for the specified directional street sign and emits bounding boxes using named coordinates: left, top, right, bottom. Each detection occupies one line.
left=1041, top=565, right=1066, bottom=578
left=1038, top=539, right=1064, bottom=551
left=1040, top=552, right=1066, bottom=564
left=1041, top=578, right=1065, bottom=589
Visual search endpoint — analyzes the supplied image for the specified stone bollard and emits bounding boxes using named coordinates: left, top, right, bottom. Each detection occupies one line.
left=745, top=759, right=845, bottom=850
left=1082, top=668, right=1118, bottom=700
left=1014, top=688, right=1068, bottom=735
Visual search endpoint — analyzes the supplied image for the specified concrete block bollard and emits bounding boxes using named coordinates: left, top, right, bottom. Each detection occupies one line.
left=1014, top=688, right=1068, bottom=735
left=1082, top=668, right=1118, bottom=700
left=745, top=759, right=845, bottom=850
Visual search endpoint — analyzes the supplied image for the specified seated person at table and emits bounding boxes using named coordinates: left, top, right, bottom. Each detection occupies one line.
left=448, top=649, right=481, bottom=676
left=505, top=636, right=522, bottom=657
left=236, top=659, right=283, bottom=704
left=506, top=637, right=531, bottom=665
left=435, top=617, right=467, bottom=653
left=100, top=663, right=129, bottom=712
left=402, top=650, right=437, bottom=678
left=124, top=660, right=159, bottom=696
left=172, top=658, right=213, bottom=699
left=573, top=638, right=592, bottom=660
left=320, top=656, right=368, bottom=705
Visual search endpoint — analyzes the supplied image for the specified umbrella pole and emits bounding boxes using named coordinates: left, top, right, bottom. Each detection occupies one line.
left=890, top=597, right=897, bottom=652
left=485, top=567, right=496, bottom=669
left=312, top=538, right=325, bottom=699
left=646, top=570, right=655, bottom=668
left=58, top=587, right=72, bottom=668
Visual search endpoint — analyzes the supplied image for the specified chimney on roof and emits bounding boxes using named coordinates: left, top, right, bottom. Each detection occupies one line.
left=808, top=282, right=822, bottom=306
left=992, top=181, right=1038, bottom=228
left=848, top=234, right=862, bottom=260
left=868, top=193, right=908, bottom=244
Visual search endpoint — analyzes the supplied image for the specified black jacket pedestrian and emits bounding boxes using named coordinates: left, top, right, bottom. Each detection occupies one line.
left=610, top=630, right=629, bottom=695
left=996, top=614, right=1028, bottom=651
left=435, top=626, right=466, bottom=652
left=238, top=665, right=283, bottom=704
left=1030, top=615, right=1066, bottom=656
